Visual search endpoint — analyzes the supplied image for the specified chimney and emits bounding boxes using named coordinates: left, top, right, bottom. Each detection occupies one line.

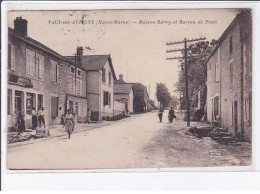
left=119, top=74, right=124, bottom=81
left=76, top=46, right=84, bottom=66
left=14, top=17, right=28, bottom=36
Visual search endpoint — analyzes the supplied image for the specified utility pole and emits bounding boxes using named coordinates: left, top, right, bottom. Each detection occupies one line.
left=166, top=37, right=206, bottom=127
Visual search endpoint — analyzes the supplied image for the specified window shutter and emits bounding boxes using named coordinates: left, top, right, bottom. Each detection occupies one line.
left=38, top=55, right=44, bottom=79
left=108, top=93, right=111, bottom=106
left=11, top=45, right=15, bottom=70
left=103, top=92, right=106, bottom=105
left=8, top=44, right=11, bottom=70
left=56, top=64, right=59, bottom=83
left=50, top=61, right=55, bottom=82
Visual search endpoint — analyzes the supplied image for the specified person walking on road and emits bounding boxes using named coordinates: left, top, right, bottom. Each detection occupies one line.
left=168, top=107, right=175, bottom=124
left=158, top=107, right=164, bottom=123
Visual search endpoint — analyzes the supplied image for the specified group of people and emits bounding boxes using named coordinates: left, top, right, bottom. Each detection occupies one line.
left=16, top=106, right=92, bottom=136
left=158, top=107, right=176, bottom=123
left=16, top=107, right=45, bottom=134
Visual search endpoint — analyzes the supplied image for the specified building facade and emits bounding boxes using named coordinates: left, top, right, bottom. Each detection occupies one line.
left=80, top=55, right=117, bottom=121
left=7, top=17, right=88, bottom=130
left=114, top=74, right=134, bottom=114
left=206, top=10, right=252, bottom=141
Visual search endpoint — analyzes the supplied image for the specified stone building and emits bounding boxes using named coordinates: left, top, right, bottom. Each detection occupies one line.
left=75, top=55, right=117, bottom=121
left=7, top=17, right=88, bottom=129
left=206, top=10, right=252, bottom=141
left=114, top=74, right=134, bottom=114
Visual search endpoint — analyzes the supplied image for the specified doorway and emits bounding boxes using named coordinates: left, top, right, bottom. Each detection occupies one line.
left=233, top=100, right=238, bottom=133
left=15, top=90, right=23, bottom=114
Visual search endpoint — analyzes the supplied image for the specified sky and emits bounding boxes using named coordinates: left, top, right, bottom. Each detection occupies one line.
left=8, top=9, right=240, bottom=101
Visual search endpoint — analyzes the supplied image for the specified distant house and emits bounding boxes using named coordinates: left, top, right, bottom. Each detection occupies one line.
left=114, top=74, right=134, bottom=114
left=7, top=17, right=88, bottom=129
left=78, top=55, right=116, bottom=121
left=206, top=10, right=252, bottom=142
left=131, top=83, right=149, bottom=113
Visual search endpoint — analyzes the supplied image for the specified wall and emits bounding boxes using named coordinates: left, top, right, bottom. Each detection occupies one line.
left=100, top=60, right=114, bottom=118
left=8, top=32, right=66, bottom=128
left=86, top=71, right=100, bottom=121
left=220, top=23, right=242, bottom=136
left=113, top=100, right=125, bottom=116
left=206, top=48, right=220, bottom=122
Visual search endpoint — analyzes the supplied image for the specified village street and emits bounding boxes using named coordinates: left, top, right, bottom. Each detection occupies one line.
left=7, top=111, right=251, bottom=170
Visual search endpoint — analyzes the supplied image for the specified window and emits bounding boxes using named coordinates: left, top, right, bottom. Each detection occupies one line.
left=213, top=96, right=219, bottom=120
left=229, top=36, right=233, bottom=55
left=70, top=66, right=75, bottom=74
left=76, top=79, right=81, bottom=95
left=69, top=77, right=76, bottom=94
left=77, top=69, right=81, bottom=77
left=8, top=45, right=16, bottom=70
left=69, top=101, right=73, bottom=110
left=38, top=94, right=43, bottom=111
left=230, top=62, right=233, bottom=84
left=245, top=92, right=252, bottom=126
left=36, top=54, right=44, bottom=79
left=108, top=92, right=111, bottom=106
left=8, top=89, right=12, bottom=115
left=15, top=90, right=24, bottom=114
left=51, top=96, right=59, bottom=117
left=209, top=63, right=211, bottom=70
left=103, top=91, right=109, bottom=106
left=26, top=49, right=36, bottom=76
left=109, top=72, right=111, bottom=85
left=102, top=68, right=106, bottom=83
left=26, top=92, right=36, bottom=115
left=75, top=102, right=79, bottom=115
left=51, top=60, right=59, bottom=83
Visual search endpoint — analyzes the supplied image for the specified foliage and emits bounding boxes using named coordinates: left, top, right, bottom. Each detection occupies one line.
left=170, top=95, right=179, bottom=109
left=175, top=40, right=218, bottom=110
left=156, top=83, right=171, bottom=108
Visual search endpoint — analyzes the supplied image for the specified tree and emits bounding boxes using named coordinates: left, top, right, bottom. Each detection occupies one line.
left=175, top=39, right=218, bottom=111
left=170, top=95, right=179, bottom=109
left=156, top=83, right=171, bottom=108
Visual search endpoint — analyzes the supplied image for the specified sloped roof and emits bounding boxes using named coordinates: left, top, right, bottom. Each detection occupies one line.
left=8, top=27, right=74, bottom=66
left=81, top=55, right=110, bottom=71
left=114, top=83, right=133, bottom=94
left=66, top=55, right=117, bottom=79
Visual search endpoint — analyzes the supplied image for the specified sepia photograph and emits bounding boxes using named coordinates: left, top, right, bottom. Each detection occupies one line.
left=5, top=8, right=252, bottom=170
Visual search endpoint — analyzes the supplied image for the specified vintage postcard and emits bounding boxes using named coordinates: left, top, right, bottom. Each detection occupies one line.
left=4, top=8, right=252, bottom=170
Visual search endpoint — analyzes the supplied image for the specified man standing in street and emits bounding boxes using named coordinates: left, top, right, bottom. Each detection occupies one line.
left=158, top=107, right=164, bottom=123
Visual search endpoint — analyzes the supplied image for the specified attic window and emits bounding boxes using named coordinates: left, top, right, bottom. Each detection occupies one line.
left=70, top=66, right=75, bottom=74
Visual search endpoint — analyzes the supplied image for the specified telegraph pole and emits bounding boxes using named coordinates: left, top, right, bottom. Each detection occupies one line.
left=166, top=37, right=206, bottom=127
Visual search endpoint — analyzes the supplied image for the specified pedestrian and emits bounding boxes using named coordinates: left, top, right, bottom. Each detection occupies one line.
left=158, top=107, right=164, bottom=123
left=168, top=107, right=175, bottom=124
left=64, top=109, right=75, bottom=138
left=86, top=108, right=91, bottom=124
left=38, top=107, right=46, bottom=129
left=70, top=108, right=76, bottom=131
left=31, top=108, right=38, bottom=130
left=17, top=111, right=25, bottom=134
